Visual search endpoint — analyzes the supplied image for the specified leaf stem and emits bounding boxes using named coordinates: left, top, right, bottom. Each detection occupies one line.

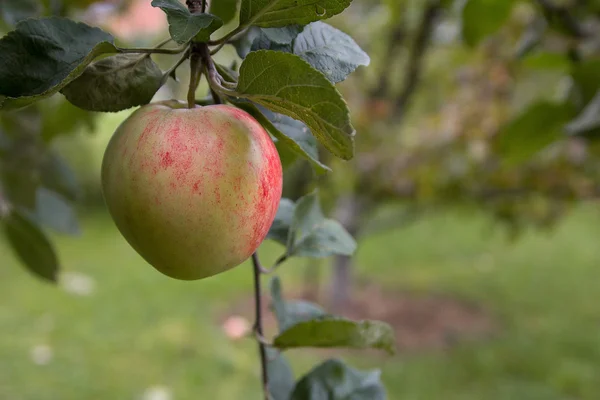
left=207, top=0, right=280, bottom=45
left=187, top=47, right=203, bottom=108
left=117, top=44, right=189, bottom=55
left=252, top=252, right=270, bottom=400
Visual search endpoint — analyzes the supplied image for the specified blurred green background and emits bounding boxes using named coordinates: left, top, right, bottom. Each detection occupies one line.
left=3, top=0, right=600, bottom=399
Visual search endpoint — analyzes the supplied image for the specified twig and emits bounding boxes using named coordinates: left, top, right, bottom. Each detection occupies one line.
left=207, top=0, right=279, bottom=45
left=393, top=0, right=441, bottom=120
left=117, top=44, right=189, bottom=55
left=252, top=252, right=270, bottom=400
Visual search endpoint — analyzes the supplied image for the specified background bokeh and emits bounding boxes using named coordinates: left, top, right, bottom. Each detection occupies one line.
left=3, top=0, right=600, bottom=399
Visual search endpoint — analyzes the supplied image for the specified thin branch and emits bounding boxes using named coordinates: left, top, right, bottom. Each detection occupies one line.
left=187, top=48, right=203, bottom=108
left=252, top=252, right=270, bottom=400
left=117, top=44, right=189, bottom=55
left=393, top=0, right=441, bottom=120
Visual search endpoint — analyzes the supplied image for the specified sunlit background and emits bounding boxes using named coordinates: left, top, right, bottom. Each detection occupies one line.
left=2, top=0, right=600, bottom=399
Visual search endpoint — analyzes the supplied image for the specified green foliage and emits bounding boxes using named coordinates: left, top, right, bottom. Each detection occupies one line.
left=151, top=0, right=223, bottom=43
left=0, top=18, right=116, bottom=110
left=235, top=50, right=355, bottom=160
left=61, top=54, right=164, bottom=112
left=239, top=0, right=352, bottom=27
left=271, top=276, right=326, bottom=332
left=496, top=101, right=575, bottom=165
left=209, top=0, right=240, bottom=25
left=461, top=0, right=516, bottom=46
left=291, top=359, right=386, bottom=400
left=1, top=209, right=58, bottom=282
left=266, top=348, right=296, bottom=400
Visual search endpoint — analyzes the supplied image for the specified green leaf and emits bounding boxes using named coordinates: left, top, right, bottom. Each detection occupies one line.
left=61, top=54, right=163, bottom=112
left=0, top=17, right=117, bottom=110
left=496, top=101, right=575, bottom=165
left=270, top=276, right=327, bottom=332
left=262, top=25, right=303, bottom=44
left=2, top=209, right=59, bottom=282
left=267, top=198, right=296, bottom=245
left=231, top=100, right=330, bottom=173
left=571, top=58, right=600, bottom=105
left=236, top=50, right=355, bottom=160
left=1, top=0, right=43, bottom=26
left=273, top=317, right=396, bottom=354
left=462, top=0, right=515, bottom=47
left=209, top=0, right=240, bottom=25
left=232, top=27, right=261, bottom=58
left=291, top=359, right=386, bottom=400
left=565, top=90, right=600, bottom=137
left=267, top=348, right=296, bottom=400
left=292, top=22, right=369, bottom=83
left=39, top=152, right=81, bottom=202
left=521, top=52, right=570, bottom=72
left=289, top=191, right=324, bottom=249
left=240, top=0, right=352, bottom=28
left=292, top=219, right=356, bottom=258
left=35, top=188, right=80, bottom=235
left=151, top=0, right=223, bottom=43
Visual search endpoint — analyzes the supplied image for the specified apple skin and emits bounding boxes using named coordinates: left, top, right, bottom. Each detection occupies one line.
left=101, top=101, right=283, bottom=280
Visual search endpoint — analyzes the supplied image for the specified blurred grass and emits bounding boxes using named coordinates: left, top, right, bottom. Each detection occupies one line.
left=1, top=205, right=600, bottom=399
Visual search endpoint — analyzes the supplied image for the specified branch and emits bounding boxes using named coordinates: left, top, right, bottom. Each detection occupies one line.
left=251, top=252, right=270, bottom=400
left=393, top=0, right=441, bottom=121
left=535, top=0, right=587, bottom=38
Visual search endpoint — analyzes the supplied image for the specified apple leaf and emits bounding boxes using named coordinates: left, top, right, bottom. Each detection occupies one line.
left=39, top=152, right=81, bottom=202
left=273, top=317, right=396, bottom=354
left=231, top=101, right=330, bottom=173
left=267, top=198, right=296, bottom=245
left=151, top=0, right=223, bottom=43
left=271, top=276, right=327, bottom=332
left=0, top=17, right=117, bottom=110
left=291, top=359, right=386, bottom=400
left=267, top=348, right=296, bottom=400
left=2, top=209, right=59, bottom=282
left=462, top=0, right=516, bottom=47
left=61, top=54, right=163, bottom=112
left=209, top=0, right=240, bottom=25
left=34, top=188, right=80, bottom=236
left=236, top=50, right=355, bottom=160
left=239, top=0, right=352, bottom=28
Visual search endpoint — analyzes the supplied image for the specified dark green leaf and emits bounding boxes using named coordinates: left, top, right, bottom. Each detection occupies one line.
left=151, top=0, right=223, bottom=43
left=292, top=22, right=369, bottom=83
left=273, top=317, right=396, bottom=354
left=1, top=0, right=43, bottom=26
left=565, top=90, right=600, bottom=136
left=262, top=25, right=303, bottom=43
left=571, top=58, right=600, bottom=105
left=462, top=0, right=516, bottom=46
left=236, top=50, right=355, bottom=160
left=2, top=209, right=59, bottom=282
left=40, top=152, right=81, bottom=202
left=267, top=198, right=295, bottom=245
left=270, top=276, right=327, bottom=332
left=61, top=54, right=163, bottom=112
left=291, top=359, right=386, bottom=400
left=231, top=101, right=330, bottom=172
left=239, top=0, right=352, bottom=28
left=496, top=101, right=575, bottom=165
left=0, top=17, right=116, bottom=110
left=267, top=348, right=295, bottom=400
left=209, top=0, right=240, bottom=25
left=35, top=188, right=80, bottom=235
left=291, top=359, right=385, bottom=400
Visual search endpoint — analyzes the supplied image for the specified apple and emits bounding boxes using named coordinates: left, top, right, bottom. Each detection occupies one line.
left=101, top=101, right=283, bottom=280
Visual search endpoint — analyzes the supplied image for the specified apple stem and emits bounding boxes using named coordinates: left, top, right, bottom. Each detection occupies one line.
left=252, top=252, right=270, bottom=400
left=187, top=46, right=203, bottom=108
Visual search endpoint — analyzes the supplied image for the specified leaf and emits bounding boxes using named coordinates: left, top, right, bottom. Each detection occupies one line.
left=292, top=22, right=369, bottom=83
left=267, top=198, right=296, bottom=245
left=41, top=97, right=96, bottom=142
left=2, top=209, right=59, bottom=282
left=151, top=0, right=223, bottom=43
left=565, top=90, right=600, bottom=137
left=236, top=50, right=355, bottom=160
left=571, top=58, right=600, bottom=105
left=1, top=0, right=43, bottom=26
left=39, top=152, right=81, bottom=202
left=0, top=17, right=117, bottom=110
left=232, top=27, right=261, bottom=58
left=291, top=359, right=386, bottom=400
left=462, top=0, right=516, bottom=47
left=35, top=188, right=80, bottom=235
left=239, top=0, right=352, bottom=28
left=273, top=317, right=396, bottom=354
left=61, top=54, right=163, bottom=112
left=266, top=348, right=296, bottom=400
left=270, top=276, right=327, bottom=332
left=209, top=0, right=240, bottom=25
left=289, top=191, right=324, bottom=248
left=232, top=100, right=330, bottom=173
left=292, top=219, right=356, bottom=258
left=496, top=101, right=575, bottom=165
left=262, top=25, right=304, bottom=44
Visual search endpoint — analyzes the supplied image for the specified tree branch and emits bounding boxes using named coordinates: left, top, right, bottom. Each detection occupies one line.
left=251, top=252, right=269, bottom=400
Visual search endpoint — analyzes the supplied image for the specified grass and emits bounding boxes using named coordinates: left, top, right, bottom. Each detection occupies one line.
left=1, top=205, right=600, bottom=399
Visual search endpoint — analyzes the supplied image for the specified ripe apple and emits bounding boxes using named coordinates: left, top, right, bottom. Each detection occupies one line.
left=101, top=101, right=283, bottom=280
